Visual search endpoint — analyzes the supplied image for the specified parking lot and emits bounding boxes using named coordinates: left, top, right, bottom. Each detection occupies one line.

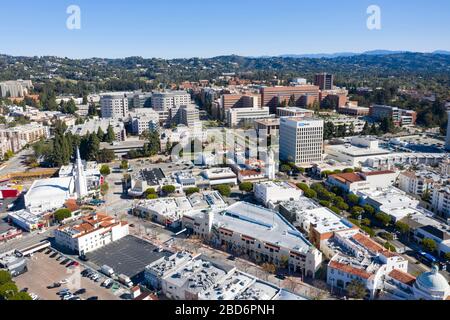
left=14, top=250, right=125, bottom=300
left=85, top=235, right=172, bottom=284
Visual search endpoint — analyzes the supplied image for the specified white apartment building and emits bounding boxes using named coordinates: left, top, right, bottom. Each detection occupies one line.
left=130, top=109, right=160, bottom=135
left=69, top=118, right=127, bottom=141
left=279, top=117, right=324, bottom=166
left=179, top=105, right=200, bottom=127
left=397, top=170, right=437, bottom=196
left=326, top=230, right=409, bottom=299
left=327, top=117, right=366, bottom=135
left=432, top=186, right=450, bottom=219
left=226, top=107, right=271, bottom=128
left=0, top=80, right=33, bottom=98
left=277, top=107, right=314, bottom=118
left=151, top=91, right=191, bottom=111
left=254, top=181, right=303, bottom=207
left=182, top=202, right=323, bottom=278
left=100, top=95, right=129, bottom=119
left=54, top=213, right=129, bottom=256
left=0, top=123, right=50, bottom=153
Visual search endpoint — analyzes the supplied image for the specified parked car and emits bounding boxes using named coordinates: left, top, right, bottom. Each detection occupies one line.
left=62, top=294, right=74, bottom=300
left=74, top=288, right=86, bottom=295
left=87, top=296, right=98, bottom=300
left=57, top=289, right=70, bottom=296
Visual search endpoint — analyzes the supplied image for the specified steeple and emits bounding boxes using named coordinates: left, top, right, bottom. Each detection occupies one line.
left=74, top=148, right=88, bottom=199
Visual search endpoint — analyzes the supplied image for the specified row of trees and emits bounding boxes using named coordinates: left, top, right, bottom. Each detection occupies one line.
left=33, top=121, right=117, bottom=167
left=127, top=130, right=160, bottom=159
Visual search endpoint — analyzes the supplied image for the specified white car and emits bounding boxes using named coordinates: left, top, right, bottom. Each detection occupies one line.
left=102, top=279, right=111, bottom=287
left=59, top=279, right=68, bottom=284
left=62, top=294, right=74, bottom=300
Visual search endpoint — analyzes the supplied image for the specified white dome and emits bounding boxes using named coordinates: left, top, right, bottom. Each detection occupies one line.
left=415, top=266, right=450, bottom=294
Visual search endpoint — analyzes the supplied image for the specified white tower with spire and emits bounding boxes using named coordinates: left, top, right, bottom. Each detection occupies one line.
left=74, top=148, right=88, bottom=199
left=265, top=149, right=277, bottom=180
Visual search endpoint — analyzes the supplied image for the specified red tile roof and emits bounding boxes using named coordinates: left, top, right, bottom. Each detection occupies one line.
left=362, top=170, right=395, bottom=176
left=330, top=173, right=363, bottom=183
left=388, top=269, right=416, bottom=286
left=328, top=260, right=372, bottom=279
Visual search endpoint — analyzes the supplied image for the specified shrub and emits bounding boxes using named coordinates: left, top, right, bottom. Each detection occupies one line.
left=185, top=187, right=200, bottom=196
left=99, top=165, right=111, bottom=176
left=146, top=194, right=158, bottom=200
left=375, top=212, right=391, bottom=226
left=213, top=184, right=231, bottom=197
left=319, top=200, right=331, bottom=208
left=330, top=206, right=341, bottom=215
left=347, top=194, right=360, bottom=206
left=360, top=225, right=375, bottom=237
left=395, top=221, right=410, bottom=234
left=161, top=185, right=176, bottom=194
left=296, top=183, right=309, bottom=192
left=363, top=204, right=376, bottom=215
left=100, top=183, right=109, bottom=196
left=54, top=209, right=72, bottom=222
left=421, top=238, right=437, bottom=253
left=384, top=242, right=397, bottom=252
left=336, top=201, right=349, bottom=211
left=303, top=189, right=317, bottom=199
left=239, top=182, right=254, bottom=193
left=351, top=206, right=364, bottom=217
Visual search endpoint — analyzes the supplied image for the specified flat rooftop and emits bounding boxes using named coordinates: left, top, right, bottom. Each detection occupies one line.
left=85, top=235, right=172, bottom=283
left=300, top=207, right=353, bottom=234
left=214, top=202, right=312, bottom=253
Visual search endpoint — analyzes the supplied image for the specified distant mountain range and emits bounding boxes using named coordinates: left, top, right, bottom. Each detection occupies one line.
left=275, top=50, right=450, bottom=59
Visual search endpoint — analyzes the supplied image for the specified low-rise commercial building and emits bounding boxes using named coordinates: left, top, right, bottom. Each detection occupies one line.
left=182, top=202, right=323, bottom=278
left=327, top=170, right=399, bottom=193
left=254, top=181, right=303, bottom=207
left=55, top=213, right=129, bottom=256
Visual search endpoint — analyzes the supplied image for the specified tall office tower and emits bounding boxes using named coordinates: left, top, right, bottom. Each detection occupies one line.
left=279, top=117, right=324, bottom=166
left=100, top=95, right=129, bottom=119
left=179, top=105, right=200, bottom=127
left=151, top=91, right=191, bottom=111
left=260, top=85, right=320, bottom=113
left=446, top=111, right=450, bottom=151
left=314, top=73, right=334, bottom=90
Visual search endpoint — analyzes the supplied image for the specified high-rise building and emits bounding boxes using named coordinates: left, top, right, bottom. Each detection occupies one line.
left=0, top=80, right=33, bottom=98
left=100, top=95, right=129, bottom=119
left=226, top=107, right=271, bottom=128
left=151, top=91, right=191, bottom=111
left=260, top=86, right=320, bottom=113
left=131, top=109, right=160, bottom=135
left=314, top=73, right=334, bottom=90
left=179, top=105, right=200, bottom=127
left=279, top=117, right=324, bottom=166
left=446, top=111, right=450, bottom=150
left=369, top=105, right=417, bottom=126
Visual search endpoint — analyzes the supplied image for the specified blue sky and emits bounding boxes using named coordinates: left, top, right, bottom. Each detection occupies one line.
left=0, top=0, right=449, bottom=59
